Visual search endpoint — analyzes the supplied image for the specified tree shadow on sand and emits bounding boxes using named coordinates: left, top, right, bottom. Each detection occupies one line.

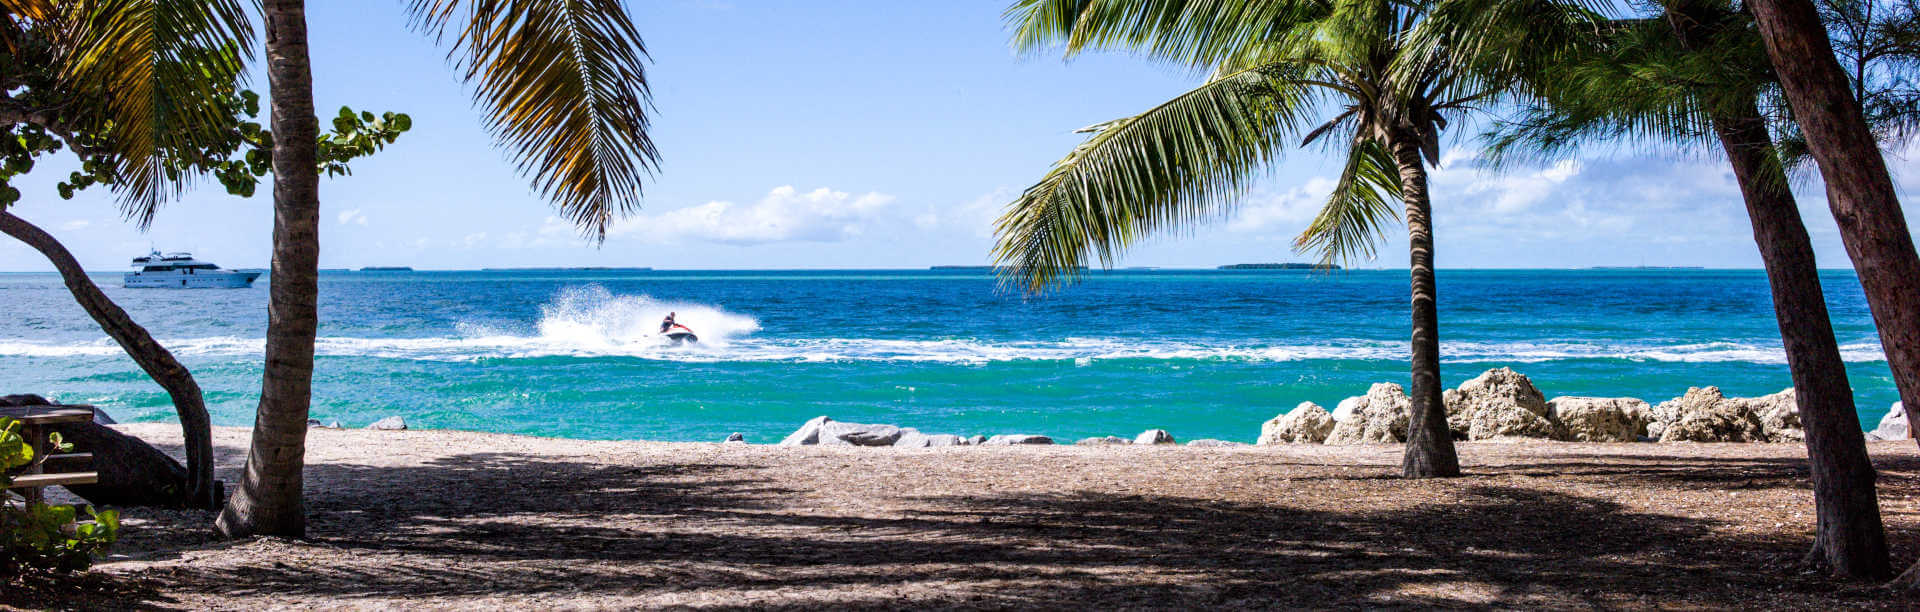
left=50, top=443, right=1920, bottom=610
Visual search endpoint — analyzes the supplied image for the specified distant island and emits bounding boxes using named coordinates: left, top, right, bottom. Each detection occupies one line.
left=1588, top=266, right=1706, bottom=270
left=1218, top=263, right=1336, bottom=270
left=360, top=266, right=414, bottom=272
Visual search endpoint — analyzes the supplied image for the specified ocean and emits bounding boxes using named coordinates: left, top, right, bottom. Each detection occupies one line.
left=0, top=269, right=1898, bottom=443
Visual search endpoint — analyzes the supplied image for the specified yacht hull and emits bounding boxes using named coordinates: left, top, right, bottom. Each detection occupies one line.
left=124, top=271, right=261, bottom=289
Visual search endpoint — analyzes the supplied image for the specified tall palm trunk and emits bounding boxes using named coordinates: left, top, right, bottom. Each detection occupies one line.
left=0, top=210, right=218, bottom=509
left=1711, top=104, right=1890, bottom=578
left=1390, top=133, right=1460, bottom=478
left=216, top=0, right=320, bottom=539
left=1746, top=0, right=1920, bottom=450
left=1662, top=4, right=1890, bottom=579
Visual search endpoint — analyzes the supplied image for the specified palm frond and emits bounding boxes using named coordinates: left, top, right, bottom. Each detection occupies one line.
left=1006, top=0, right=1326, bottom=70
left=55, top=0, right=255, bottom=227
left=1293, top=138, right=1399, bottom=266
left=992, top=63, right=1316, bottom=292
left=410, top=0, right=658, bottom=240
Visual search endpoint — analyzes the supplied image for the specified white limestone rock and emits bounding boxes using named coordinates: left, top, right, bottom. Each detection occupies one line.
left=366, top=416, right=407, bottom=431
left=1743, top=388, right=1802, bottom=443
left=1332, top=396, right=1362, bottom=422
left=1134, top=429, right=1176, bottom=445
left=779, top=416, right=833, bottom=446
left=1545, top=397, right=1650, bottom=442
left=1870, top=401, right=1908, bottom=441
left=1325, top=383, right=1412, bottom=445
left=818, top=421, right=905, bottom=446
left=1075, top=436, right=1132, bottom=446
left=1650, top=387, right=1766, bottom=443
left=1259, top=401, right=1335, bottom=445
left=1443, top=367, right=1559, bottom=441
left=893, top=430, right=969, bottom=448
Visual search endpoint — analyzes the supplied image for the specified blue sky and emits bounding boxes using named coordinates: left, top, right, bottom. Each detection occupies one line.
left=3, top=0, right=1918, bottom=272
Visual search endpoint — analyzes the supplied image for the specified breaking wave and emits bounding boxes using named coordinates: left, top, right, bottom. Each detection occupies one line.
left=0, top=336, right=1886, bottom=365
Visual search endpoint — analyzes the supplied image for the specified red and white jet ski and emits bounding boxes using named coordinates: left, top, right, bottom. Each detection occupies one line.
left=662, top=323, right=699, bottom=344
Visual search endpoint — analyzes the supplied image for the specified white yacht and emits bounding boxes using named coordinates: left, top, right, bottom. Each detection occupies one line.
left=124, top=251, right=262, bottom=288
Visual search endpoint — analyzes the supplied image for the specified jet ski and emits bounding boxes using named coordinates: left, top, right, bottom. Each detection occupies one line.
left=662, top=323, right=699, bottom=344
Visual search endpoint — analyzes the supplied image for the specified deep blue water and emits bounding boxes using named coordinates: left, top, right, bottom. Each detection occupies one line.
left=0, top=269, right=1897, bottom=442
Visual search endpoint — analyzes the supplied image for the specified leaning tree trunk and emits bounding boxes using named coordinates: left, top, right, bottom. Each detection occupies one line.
left=1, top=394, right=193, bottom=507
left=0, top=210, right=218, bottom=509
left=1708, top=101, right=1890, bottom=579
left=217, top=0, right=321, bottom=539
left=1748, top=0, right=1920, bottom=450
left=1389, top=134, right=1460, bottom=479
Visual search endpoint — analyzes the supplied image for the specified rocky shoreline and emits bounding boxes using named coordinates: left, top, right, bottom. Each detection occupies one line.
left=765, top=367, right=1911, bottom=448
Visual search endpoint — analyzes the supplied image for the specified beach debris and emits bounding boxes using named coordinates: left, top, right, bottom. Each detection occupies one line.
left=1134, top=429, right=1176, bottom=445
left=1869, top=402, right=1907, bottom=440
left=893, top=430, right=969, bottom=447
left=1443, top=368, right=1560, bottom=441
left=723, top=432, right=745, bottom=443
left=1075, top=436, right=1131, bottom=446
left=1325, top=383, right=1411, bottom=444
left=1185, top=439, right=1246, bottom=447
left=367, top=416, right=408, bottom=431
left=1648, top=387, right=1766, bottom=442
left=1546, top=397, right=1651, bottom=442
left=1259, top=401, right=1334, bottom=445
left=981, top=434, right=1054, bottom=445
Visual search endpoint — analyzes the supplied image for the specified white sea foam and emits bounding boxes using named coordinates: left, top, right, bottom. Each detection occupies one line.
left=0, top=285, right=1888, bottom=365
left=0, top=334, right=1891, bottom=365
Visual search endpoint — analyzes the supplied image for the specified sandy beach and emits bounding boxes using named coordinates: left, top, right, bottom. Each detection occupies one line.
left=5, top=424, right=1912, bottom=609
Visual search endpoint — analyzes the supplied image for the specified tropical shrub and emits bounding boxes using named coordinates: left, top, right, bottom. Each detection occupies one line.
left=0, top=416, right=120, bottom=574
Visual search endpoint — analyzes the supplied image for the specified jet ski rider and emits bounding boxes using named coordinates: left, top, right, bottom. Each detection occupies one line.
left=660, top=312, right=678, bottom=334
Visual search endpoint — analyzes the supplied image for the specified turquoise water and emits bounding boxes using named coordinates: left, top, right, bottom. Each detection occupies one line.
left=0, top=269, right=1897, bottom=442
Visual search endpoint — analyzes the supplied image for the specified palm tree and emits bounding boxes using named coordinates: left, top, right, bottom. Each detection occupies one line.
left=1444, top=0, right=1888, bottom=579
left=1746, top=0, right=1920, bottom=471
left=0, top=0, right=263, bottom=509
left=991, top=0, right=1587, bottom=477
left=209, top=0, right=659, bottom=538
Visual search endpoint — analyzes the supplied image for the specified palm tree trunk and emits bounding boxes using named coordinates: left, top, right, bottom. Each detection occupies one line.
left=0, top=210, right=218, bottom=509
left=216, top=0, right=320, bottom=539
left=1389, top=134, right=1460, bottom=479
left=1662, top=4, right=1892, bottom=579
left=1747, top=0, right=1920, bottom=452
left=1709, top=104, right=1891, bottom=579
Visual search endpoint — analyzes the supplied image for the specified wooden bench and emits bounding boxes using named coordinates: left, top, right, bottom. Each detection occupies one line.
left=1, top=405, right=99, bottom=504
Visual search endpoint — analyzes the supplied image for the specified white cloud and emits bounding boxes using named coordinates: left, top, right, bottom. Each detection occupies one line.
left=612, top=186, right=896, bottom=245
left=59, top=220, right=90, bottom=231
left=337, top=208, right=368, bottom=226
left=1228, top=177, right=1338, bottom=233
left=913, top=188, right=1013, bottom=238
left=461, top=232, right=489, bottom=248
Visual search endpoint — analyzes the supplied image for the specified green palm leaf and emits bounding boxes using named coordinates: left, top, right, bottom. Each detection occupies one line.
left=55, top=0, right=255, bottom=227
left=991, top=63, right=1315, bottom=292
left=1007, top=0, right=1326, bottom=70
left=1293, top=138, right=1399, bottom=266
left=409, top=0, right=658, bottom=239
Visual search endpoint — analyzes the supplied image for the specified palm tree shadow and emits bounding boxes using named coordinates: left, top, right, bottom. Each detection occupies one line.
left=60, top=445, right=1920, bottom=609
